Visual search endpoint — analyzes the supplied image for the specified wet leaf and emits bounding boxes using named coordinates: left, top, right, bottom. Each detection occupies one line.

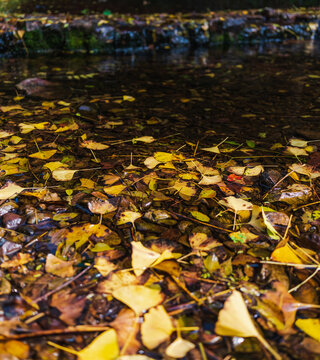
left=215, top=290, right=281, bottom=360
left=141, top=305, right=174, bottom=349
left=0, top=182, right=25, bottom=200
left=117, top=211, right=142, bottom=225
left=296, top=319, right=320, bottom=342
left=113, top=285, right=164, bottom=315
left=94, top=257, right=117, bottom=276
left=165, top=337, right=195, bottom=358
left=80, top=140, right=109, bottom=150
left=52, top=168, right=77, bottom=181
left=88, top=199, right=117, bottom=214
left=29, top=149, right=57, bottom=160
left=189, top=210, right=210, bottom=222
left=198, top=174, right=222, bottom=185
left=219, top=196, right=253, bottom=212
left=134, top=136, right=155, bottom=143
left=45, top=254, right=75, bottom=278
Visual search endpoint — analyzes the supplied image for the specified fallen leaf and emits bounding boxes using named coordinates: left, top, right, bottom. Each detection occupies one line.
left=134, top=136, right=155, bottom=143
left=29, top=149, right=57, bottom=160
left=215, top=290, right=281, bottom=360
left=201, top=146, right=220, bottom=154
left=80, top=140, right=109, bottom=150
left=141, top=305, right=174, bottom=349
left=0, top=182, right=25, bottom=200
left=88, top=199, right=117, bottom=214
left=219, top=196, right=253, bottom=212
left=45, top=254, right=75, bottom=278
left=198, top=175, right=222, bottom=185
left=165, top=337, right=195, bottom=358
left=117, top=211, right=142, bottom=226
left=285, top=146, right=308, bottom=156
left=111, top=309, right=140, bottom=354
left=43, top=161, right=68, bottom=172
left=78, top=329, right=119, bottom=360
left=1, top=253, right=32, bottom=268
left=112, top=285, right=164, bottom=315
left=104, top=184, right=126, bottom=196
left=52, top=168, right=77, bottom=181
left=94, top=257, right=117, bottom=277
left=296, top=318, right=320, bottom=342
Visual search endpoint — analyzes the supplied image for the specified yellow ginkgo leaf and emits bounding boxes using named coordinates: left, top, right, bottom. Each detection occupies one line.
left=295, top=318, right=320, bottom=342
left=0, top=130, right=14, bottom=138
left=131, top=242, right=173, bottom=276
left=189, top=211, right=210, bottom=222
left=104, top=184, right=126, bottom=196
left=0, top=182, right=25, bottom=200
left=244, top=165, right=264, bottom=176
left=141, top=305, right=174, bottom=349
left=285, top=146, right=308, bottom=156
left=19, top=122, right=49, bottom=134
left=0, top=105, right=23, bottom=112
left=123, top=95, right=135, bottom=102
left=165, top=338, right=195, bottom=358
left=29, top=150, right=57, bottom=160
left=80, top=140, right=109, bottom=150
left=134, top=136, right=155, bottom=143
left=52, top=168, right=77, bottom=181
left=43, top=161, right=68, bottom=172
left=271, top=243, right=304, bottom=264
left=113, top=285, right=164, bottom=315
left=131, top=242, right=161, bottom=276
left=78, top=329, right=119, bottom=360
left=201, top=146, right=220, bottom=154
left=94, top=257, right=117, bottom=277
left=219, top=196, right=253, bottom=213
left=154, top=152, right=175, bottom=163
left=117, top=211, right=142, bottom=225
left=173, top=180, right=197, bottom=199
left=45, top=254, right=75, bottom=278
left=215, top=290, right=281, bottom=360
left=88, top=199, right=117, bottom=215
left=144, top=156, right=161, bottom=169
left=49, top=329, right=119, bottom=360
left=198, top=175, right=222, bottom=185
left=289, top=138, right=308, bottom=148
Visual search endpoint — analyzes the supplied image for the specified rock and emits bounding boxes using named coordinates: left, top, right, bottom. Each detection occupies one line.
left=2, top=213, right=23, bottom=229
left=16, top=77, right=68, bottom=99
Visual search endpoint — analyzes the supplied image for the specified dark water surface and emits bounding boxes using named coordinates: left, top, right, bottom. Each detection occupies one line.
left=1, top=40, right=320, bottom=145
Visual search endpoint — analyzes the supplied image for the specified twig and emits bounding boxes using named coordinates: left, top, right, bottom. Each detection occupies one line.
left=260, top=260, right=320, bottom=269
left=289, top=267, right=320, bottom=293
left=34, top=265, right=92, bottom=303
left=0, top=325, right=110, bottom=340
left=167, top=210, right=232, bottom=232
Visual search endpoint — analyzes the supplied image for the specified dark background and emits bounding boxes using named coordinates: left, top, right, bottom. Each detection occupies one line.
left=5, top=0, right=320, bottom=14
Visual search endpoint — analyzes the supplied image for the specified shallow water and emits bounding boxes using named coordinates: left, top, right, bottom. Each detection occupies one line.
left=1, top=40, right=320, bottom=144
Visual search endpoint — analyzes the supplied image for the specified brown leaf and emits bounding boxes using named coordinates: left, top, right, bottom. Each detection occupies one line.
left=51, top=289, right=86, bottom=325
left=111, top=309, right=140, bottom=354
left=45, top=254, right=75, bottom=278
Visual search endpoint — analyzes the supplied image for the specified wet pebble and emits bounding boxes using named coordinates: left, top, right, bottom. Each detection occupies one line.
left=2, top=213, right=24, bottom=229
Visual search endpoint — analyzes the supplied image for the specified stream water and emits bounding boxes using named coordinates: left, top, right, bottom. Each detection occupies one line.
left=1, top=40, right=320, bottom=146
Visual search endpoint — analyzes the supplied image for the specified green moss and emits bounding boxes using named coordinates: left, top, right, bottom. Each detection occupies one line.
left=64, top=28, right=85, bottom=51
left=86, top=34, right=105, bottom=52
left=24, top=29, right=50, bottom=51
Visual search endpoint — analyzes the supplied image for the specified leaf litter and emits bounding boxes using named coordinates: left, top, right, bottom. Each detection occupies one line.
left=2, top=52, right=320, bottom=360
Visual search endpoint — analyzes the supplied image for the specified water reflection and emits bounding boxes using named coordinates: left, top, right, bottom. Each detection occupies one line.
left=1, top=40, right=320, bottom=80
